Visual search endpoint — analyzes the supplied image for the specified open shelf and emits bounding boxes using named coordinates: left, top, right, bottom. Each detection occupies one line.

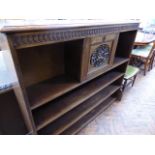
left=115, top=30, right=137, bottom=58
left=87, top=57, right=129, bottom=80
left=17, top=40, right=84, bottom=109
left=113, top=57, right=129, bottom=67
left=27, top=57, right=127, bottom=110
left=38, top=85, right=120, bottom=135
left=27, top=76, right=79, bottom=110
left=62, top=97, right=116, bottom=135
left=33, top=71, right=123, bottom=130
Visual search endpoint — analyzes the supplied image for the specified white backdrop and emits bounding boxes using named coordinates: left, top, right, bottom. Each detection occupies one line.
left=0, top=0, right=155, bottom=19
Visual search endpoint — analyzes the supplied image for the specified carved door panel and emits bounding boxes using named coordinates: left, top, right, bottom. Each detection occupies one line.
left=87, top=33, right=119, bottom=78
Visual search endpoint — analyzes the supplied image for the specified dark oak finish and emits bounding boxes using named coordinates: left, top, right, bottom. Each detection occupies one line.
left=38, top=85, right=120, bottom=135
left=115, top=30, right=137, bottom=58
left=0, top=33, right=37, bottom=134
left=33, top=72, right=123, bottom=130
left=62, top=97, right=116, bottom=135
left=87, top=33, right=119, bottom=76
left=1, top=20, right=139, bottom=49
left=0, top=20, right=139, bottom=134
left=27, top=58, right=127, bottom=110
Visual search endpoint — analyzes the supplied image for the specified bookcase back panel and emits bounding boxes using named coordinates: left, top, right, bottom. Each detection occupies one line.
left=17, top=43, right=65, bottom=87
left=115, top=30, right=137, bottom=58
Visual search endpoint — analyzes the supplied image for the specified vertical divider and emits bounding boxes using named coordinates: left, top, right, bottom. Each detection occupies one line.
left=0, top=33, right=37, bottom=134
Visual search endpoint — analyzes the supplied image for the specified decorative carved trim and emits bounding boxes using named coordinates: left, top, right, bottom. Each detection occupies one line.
left=90, top=44, right=110, bottom=67
left=10, top=24, right=139, bottom=49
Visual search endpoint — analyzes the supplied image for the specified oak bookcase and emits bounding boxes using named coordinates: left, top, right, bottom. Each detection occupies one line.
left=0, top=20, right=139, bottom=135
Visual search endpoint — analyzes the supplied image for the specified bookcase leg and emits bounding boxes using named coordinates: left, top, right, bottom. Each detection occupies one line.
left=116, top=89, right=123, bottom=101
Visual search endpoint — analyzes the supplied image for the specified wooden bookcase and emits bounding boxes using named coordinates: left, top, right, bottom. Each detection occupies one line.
left=0, top=20, right=139, bottom=135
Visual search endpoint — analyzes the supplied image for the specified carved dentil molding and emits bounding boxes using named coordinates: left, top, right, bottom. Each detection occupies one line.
left=10, top=24, right=138, bottom=49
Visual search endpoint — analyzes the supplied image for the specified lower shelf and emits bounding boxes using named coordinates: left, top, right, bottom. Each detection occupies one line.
left=38, top=86, right=119, bottom=135
left=61, top=97, right=116, bottom=135
left=33, top=72, right=123, bottom=131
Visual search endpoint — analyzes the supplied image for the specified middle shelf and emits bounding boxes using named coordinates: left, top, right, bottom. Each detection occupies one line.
left=32, top=71, right=124, bottom=131
left=27, top=57, right=128, bottom=110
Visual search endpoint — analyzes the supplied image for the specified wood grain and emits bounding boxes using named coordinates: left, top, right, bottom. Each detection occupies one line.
left=0, top=21, right=138, bottom=135
left=33, top=72, right=123, bottom=130
left=38, top=85, right=120, bottom=135
left=27, top=57, right=128, bottom=110
left=18, top=43, right=65, bottom=86
left=62, top=97, right=116, bottom=135
left=5, top=22, right=139, bottom=49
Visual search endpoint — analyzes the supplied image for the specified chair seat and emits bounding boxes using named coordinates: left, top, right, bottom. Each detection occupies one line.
left=131, top=43, right=153, bottom=58
left=124, top=65, right=139, bottom=79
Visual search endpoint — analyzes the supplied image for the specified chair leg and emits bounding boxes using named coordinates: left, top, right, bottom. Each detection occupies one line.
left=148, top=61, right=151, bottom=71
left=132, top=75, right=137, bottom=87
left=148, top=57, right=153, bottom=71
left=144, top=62, right=148, bottom=75
left=150, top=60, right=153, bottom=70
left=151, top=56, right=155, bottom=70
left=116, top=89, right=123, bottom=101
left=122, top=79, right=127, bottom=92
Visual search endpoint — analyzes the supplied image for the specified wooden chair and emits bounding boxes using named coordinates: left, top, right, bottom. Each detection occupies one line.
left=149, top=49, right=155, bottom=70
left=122, top=65, right=139, bottom=91
left=131, top=42, right=155, bottom=75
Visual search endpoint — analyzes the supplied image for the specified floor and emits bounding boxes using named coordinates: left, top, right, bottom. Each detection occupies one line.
left=79, top=67, right=155, bottom=135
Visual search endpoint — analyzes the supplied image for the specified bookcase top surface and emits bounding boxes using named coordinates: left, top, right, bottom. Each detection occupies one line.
left=0, top=19, right=139, bottom=33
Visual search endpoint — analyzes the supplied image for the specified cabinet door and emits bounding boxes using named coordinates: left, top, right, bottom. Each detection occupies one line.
left=84, top=33, right=119, bottom=79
